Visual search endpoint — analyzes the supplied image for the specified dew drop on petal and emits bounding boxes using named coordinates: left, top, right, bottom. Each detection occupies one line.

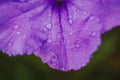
left=61, top=39, right=66, bottom=45
left=69, top=32, right=73, bottom=35
left=76, top=44, right=80, bottom=48
left=82, top=63, right=86, bottom=67
left=68, top=15, right=73, bottom=25
left=8, top=43, right=12, bottom=47
left=22, top=35, right=26, bottom=38
left=47, top=39, right=52, bottom=43
left=85, top=27, right=88, bottom=30
left=50, top=53, right=58, bottom=64
left=17, top=31, right=21, bottom=35
left=61, top=67, right=65, bottom=71
left=90, top=16, right=95, bottom=21
left=14, top=25, right=19, bottom=29
left=68, top=19, right=73, bottom=24
left=91, top=31, right=96, bottom=36
left=48, top=13, right=51, bottom=17
left=46, top=24, right=52, bottom=29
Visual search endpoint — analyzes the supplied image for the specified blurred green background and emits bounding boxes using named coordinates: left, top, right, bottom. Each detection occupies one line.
left=0, top=27, right=120, bottom=80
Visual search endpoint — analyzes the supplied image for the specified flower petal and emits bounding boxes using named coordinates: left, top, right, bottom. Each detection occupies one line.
left=71, top=0, right=120, bottom=33
left=35, top=3, right=102, bottom=71
left=60, top=4, right=102, bottom=70
left=34, top=9, right=68, bottom=71
left=1, top=0, right=119, bottom=72
left=0, top=1, right=50, bottom=56
left=0, top=0, right=44, bottom=25
left=94, top=0, right=120, bottom=33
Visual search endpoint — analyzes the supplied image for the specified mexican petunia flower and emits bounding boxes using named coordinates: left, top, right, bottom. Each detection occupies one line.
left=0, top=0, right=120, bottom=71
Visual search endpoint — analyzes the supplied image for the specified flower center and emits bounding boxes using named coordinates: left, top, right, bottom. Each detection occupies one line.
left=54, top=0, right=64, bottom=6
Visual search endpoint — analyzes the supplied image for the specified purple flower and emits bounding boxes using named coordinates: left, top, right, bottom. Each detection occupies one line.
left=0, top=0, right=120, bottom=71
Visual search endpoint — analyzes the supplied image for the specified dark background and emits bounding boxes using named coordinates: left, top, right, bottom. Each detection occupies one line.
left=0, top=27, right=120, bottom=80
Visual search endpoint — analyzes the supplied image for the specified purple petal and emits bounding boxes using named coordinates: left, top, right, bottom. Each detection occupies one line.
left=0, top=0, right=120, bottom=72
left=35, top=10, right=69, bottom=71
left=71, top=0, right=120, bottom=33
left=35, top=2, right=102, bottom=71
left=95, top=0, right=120, bottom=33
left=0, top=0, right=49, bottom=56
left=62, top=4, right=102, bottom=70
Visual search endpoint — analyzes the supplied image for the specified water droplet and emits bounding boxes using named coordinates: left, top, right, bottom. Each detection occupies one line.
left=69, top=32, right=73, bottom=35
left=80, top=11, right=90, bottom=20
left=90, top=16, right=95, bottom=20
left=50, top=54, right=58, bottom=63
left=14, top=25, right=19, bottom=29
left=68, top=19, right=73, bottom=24
left=8, top=43, right=12, bottom=47
left=76, top=44, right=80, bottom=48
left=61, top=67, right=65, bottom=71
left=90, top=16, right=99, bottom=22
left=91, top=31, right=96, bottom=36
left=57, top=35, right=60, bottom=38
left=17, top=31, right=21, bottom=35
left=47, top=39, right=52, bottom=43
left=23, top=35, right=26, bottom=38
left=68, top=15, right=73, bottom=25
left=42, top=27, right=48, bottom=34
left=82, top=63, right=86, bottom=67
left=83, top=11, right=87, bottom=15
left=48, top=13, right=51, bottom=17
left=85, top=27, right=88, bottom=30
left=61, top=39, right=65, bottom=45
left=46, top=24, right=52, bottom=29
left=74, top=40, right=81, bottom=48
